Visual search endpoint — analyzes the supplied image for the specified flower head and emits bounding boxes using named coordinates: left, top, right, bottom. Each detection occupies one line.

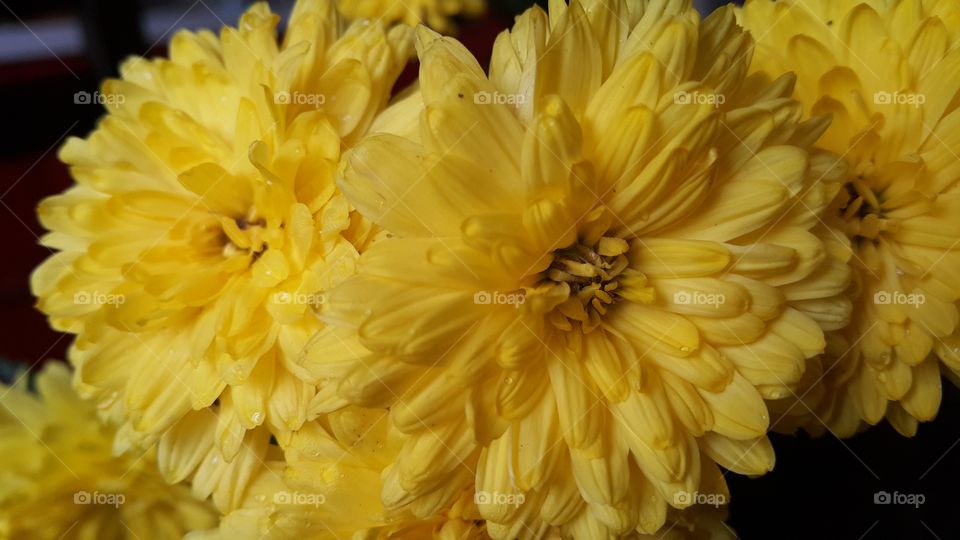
left=742, top=0, right=960, bottom=436
left=0, top=362, right=216, bottom=538
left=31, top=0, right=412, bottom=465
left=303, top=0, right=850, bottom=536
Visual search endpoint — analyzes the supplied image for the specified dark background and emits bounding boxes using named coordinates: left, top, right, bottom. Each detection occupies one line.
left=0, top=1, right=956, bottom=539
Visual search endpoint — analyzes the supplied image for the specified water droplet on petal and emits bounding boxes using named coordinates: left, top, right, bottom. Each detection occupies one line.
left=231, top=364, right=248, bottom=381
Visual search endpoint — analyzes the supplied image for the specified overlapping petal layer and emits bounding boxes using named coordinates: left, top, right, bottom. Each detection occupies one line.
left=188, top=408, right=488, bottom=539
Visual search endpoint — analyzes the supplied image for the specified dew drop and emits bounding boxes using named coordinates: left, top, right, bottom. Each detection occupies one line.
left=251, top=411, right=264, bottom=424
left=231, top=364, right=248, bottom=381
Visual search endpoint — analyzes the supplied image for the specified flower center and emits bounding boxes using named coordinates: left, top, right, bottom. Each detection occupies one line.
left=222, top=215, right=269, bottom=259
left=543, top=236, right=645, bottom=333
left=838, top=161, right=901, bottom=243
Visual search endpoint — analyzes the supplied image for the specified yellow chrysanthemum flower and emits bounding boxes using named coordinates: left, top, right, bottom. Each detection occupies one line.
left=188, top=408, right=488, bottom=539
left=303, top=0, right=850, bottom=536
left=31, top=0, right=411, bottom=468
left=742, top=0, right=960, bottom=436
left=0, top=362, right=216, bottom=539
left=336, top=0, right=485, bottom=32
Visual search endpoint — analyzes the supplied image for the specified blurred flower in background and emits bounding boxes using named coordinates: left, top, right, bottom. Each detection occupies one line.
left=743, top=0, right=960, bottom=438
left=336, top=0, right=486, bottom=31
left=0, top=362, right=217, bottom=539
